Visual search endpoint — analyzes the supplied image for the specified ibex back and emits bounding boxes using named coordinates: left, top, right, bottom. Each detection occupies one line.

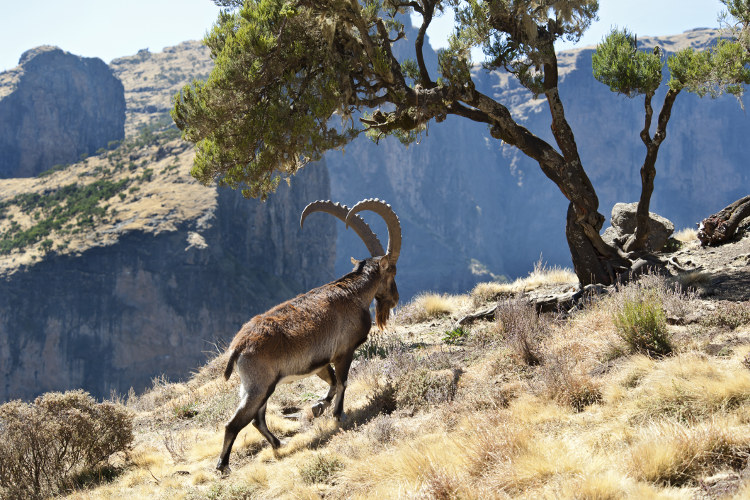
left=216, top=199, right=401, bottom=472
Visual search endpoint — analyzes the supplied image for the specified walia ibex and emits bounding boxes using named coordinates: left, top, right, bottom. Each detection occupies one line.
left=216, top=198, right=401, bottom=472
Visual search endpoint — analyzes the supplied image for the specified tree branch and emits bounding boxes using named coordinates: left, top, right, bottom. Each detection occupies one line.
left=414, top=0, right=436, bottom=88
left=640, top=92, right=654, bottom=145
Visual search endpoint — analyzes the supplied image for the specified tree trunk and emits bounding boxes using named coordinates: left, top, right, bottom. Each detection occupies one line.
left=697, top=195, right=750, bottom=245
left=628, top=89, right=679, bottom=252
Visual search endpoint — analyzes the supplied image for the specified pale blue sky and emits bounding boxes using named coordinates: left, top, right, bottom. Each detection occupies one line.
left=0, top=0, right=728, bottom=72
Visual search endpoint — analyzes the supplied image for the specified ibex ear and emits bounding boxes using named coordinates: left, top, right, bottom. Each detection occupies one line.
left=350, top=257, right=363, bottom=271
left=378, top=256, right=390, bottom=272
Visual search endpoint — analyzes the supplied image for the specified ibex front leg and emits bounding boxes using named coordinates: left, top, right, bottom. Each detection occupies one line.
left=332, top=354, right=354, bottom=423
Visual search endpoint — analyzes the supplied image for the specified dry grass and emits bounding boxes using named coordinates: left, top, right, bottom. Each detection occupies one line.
left=49, top=269, right=750, bottom=499
left=396, top=292, right=471, bottom=323
left=673, top=227, right=698, bottom=243
left=472, top=259, right=577, bottom=305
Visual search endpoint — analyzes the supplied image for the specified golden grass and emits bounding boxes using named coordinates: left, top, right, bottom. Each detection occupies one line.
left=55, top=275, right=750, bottom=500
left=397, top=291, right=471, bottom=323
left=472, top=260, right=577, bottom=304
left=606, top=353, right=750, bottom=422
left=629, top=418, right=750, bottom=486
left=673, top=227, right=698, bottom=243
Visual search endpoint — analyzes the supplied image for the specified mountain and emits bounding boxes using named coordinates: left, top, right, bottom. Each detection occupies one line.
left=0, top=44, right=335, bottom=402
left=328, top=28, right=750, bottom=299
left=0, top=46, right=125, bottom=178
left=1, top=25, right=747, bottom=401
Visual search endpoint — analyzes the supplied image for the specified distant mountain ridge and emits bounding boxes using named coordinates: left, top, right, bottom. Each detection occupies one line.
left=0, top=44, right=334, bottom=402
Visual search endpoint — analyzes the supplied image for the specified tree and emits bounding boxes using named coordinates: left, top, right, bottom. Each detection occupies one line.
left=172, top=0, right=747, bottom=286
left=592, top=25, right=750, bottom=253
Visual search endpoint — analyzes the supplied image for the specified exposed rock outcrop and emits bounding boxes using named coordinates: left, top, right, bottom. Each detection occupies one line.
left=0, top=43, right=334, bottom=401
left=0, top=46, right=125, bottom=178
left=0, top=152, right=334, bottom=401
left=602, top=202, right=675, bottom=251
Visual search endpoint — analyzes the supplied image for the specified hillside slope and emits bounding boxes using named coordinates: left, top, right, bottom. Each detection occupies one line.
left=48, top=230, right=750, bottom=500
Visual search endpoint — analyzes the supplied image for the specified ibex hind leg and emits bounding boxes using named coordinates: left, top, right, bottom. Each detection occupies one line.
left=216, top=384, right=274, bottom=472
left=252, top=400, right=281, bottom=449
left=311, top=365, right=336, bottom=417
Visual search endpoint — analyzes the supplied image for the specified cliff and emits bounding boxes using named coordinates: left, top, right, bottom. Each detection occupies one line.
left=0, top=46, right=125, bottom=178
left=327, top=28, right=750, bottom=298
left=0, top=45, right=334, bottom=401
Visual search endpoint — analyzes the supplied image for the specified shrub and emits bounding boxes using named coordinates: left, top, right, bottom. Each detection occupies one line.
left=497, top=300, right=546, bottom=365
left=299, top=453, right=344, bottom=484
left=700, top=301, right=750, bottom=330
left=0, top=390, right=133, bottom=499
left=395, top=368, right=459, bottom=411
left=613, top=292, right=671, bottom=356
left=539, top=351, right=601, bottom=412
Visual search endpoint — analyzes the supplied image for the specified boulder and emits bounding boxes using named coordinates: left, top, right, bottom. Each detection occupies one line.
left=605, top=202, right=675, bottom=251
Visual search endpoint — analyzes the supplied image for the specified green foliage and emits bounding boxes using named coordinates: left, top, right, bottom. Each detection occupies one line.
left=456, top=0, right=598, bottom=93
left=0, top=390, right=133, bottom=499
left=173, top=0, right=366, bottom=199
left=594, top=26, right=749, bottom=99
left=0, top=179, right=130, bottom=254
left=299, top=453, right=344, bottom=485
left=592, top=29, right=662, bottom=97
left=667, top=40, right=750, bottom=97
left=614, top=292, right=672, bottom=357
left=442, top=327, right=468, bottom=345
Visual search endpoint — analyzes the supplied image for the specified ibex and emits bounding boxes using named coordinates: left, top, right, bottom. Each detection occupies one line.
left=216, top=198, right=401, bottom=472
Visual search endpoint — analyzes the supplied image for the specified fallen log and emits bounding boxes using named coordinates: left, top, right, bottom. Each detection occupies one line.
left=697, top=195, right=750, bottom=246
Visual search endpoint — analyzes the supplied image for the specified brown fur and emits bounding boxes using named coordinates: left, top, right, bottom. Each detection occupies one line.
left=216, top=257, right=399, bottom=473
left=224, top=349, right=240, bottom=380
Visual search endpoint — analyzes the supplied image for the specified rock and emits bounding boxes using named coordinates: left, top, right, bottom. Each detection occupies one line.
left=606, top=202, right=675, bottom=251
left=0, top=162, right=335, bottom=402
left=0, top=46, right=125, bottom=178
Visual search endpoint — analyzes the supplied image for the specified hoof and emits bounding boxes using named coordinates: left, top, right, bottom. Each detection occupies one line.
left=311, top=402, right=328, bottom=417
left=216, top=459, right=231, bottom=474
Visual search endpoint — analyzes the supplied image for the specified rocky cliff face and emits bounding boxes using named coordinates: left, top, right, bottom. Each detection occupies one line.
left=0, top=44, right=334, bottom=402
left=0, top=158, right=333, bottom=401
left=0, top=46, right=125, bottom=178
left=328, top=28, right=750, bottom=297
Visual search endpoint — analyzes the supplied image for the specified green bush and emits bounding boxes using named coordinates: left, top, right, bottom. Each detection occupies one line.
left=395, top=368, right=458, bottom=410
left=0, top=390, right=133, bottom=499
left=614, top=292, right=672, bottom=356
left=299, top=453, right=344, bottom=484
left=442, top=327, right=468, bottom=345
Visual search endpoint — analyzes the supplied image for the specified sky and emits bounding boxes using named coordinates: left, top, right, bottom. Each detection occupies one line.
left=0, top=0, right=729, bottom=73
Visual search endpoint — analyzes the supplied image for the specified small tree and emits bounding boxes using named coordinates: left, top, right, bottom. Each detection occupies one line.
left=592, top=24, right=750, bottom=252
left=172, top=0, right=749, bottom=285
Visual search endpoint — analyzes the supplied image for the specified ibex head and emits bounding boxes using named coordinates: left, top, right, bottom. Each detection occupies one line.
left=301, top=198, right=401, bottom=329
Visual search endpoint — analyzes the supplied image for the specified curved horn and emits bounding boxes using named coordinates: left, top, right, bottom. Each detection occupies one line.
left=345, top=198, right=401, bottom=263
left=300, top=200, right=385, bottom=257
